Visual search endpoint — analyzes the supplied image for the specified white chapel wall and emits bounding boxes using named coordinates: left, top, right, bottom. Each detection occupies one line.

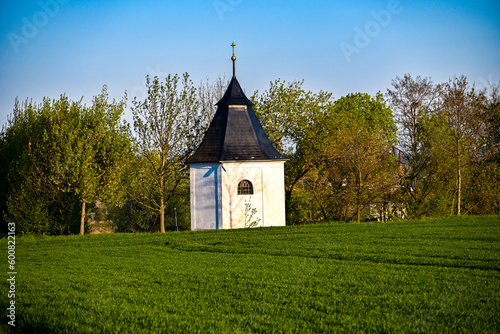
left=262, top=163, right=286, bottom=227
left=190, top=164, right=221, bottom=230
left=221, top=161, right=286, bottom=229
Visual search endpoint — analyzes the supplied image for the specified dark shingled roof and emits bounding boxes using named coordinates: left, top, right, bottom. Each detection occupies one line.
left=187, top=77, right=286, bottom=163
left=216, top=76, right=254, bottom=107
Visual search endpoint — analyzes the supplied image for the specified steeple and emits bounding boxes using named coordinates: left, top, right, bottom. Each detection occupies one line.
left=186, top=43, right=285, bottom=163
left=216, top=42, right=253, bottom=106
left=216, top=77, right=254, bottom=106
left=189, top=43, right=287, bottom=230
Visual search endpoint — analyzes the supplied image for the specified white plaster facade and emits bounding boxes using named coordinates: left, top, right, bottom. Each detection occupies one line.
left=190, top=161, right=286, bottom=230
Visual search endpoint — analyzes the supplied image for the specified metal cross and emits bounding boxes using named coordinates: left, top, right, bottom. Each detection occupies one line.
left=231, top=41, right=236, bottom=77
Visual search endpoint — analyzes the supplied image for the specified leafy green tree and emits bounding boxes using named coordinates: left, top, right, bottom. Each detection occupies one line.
left=131, top=74, right=197, bottom=233
left=2, top=88, right=131, bottom=235
left=252, top=79, right=333, bottom=155
left=45, top=90, right=130, bottom=234
left=325, top=126, right=397, bottom=223
left=1, top=98, right=75, bottom=234
left=318, top=93, right=398, bottom=222
left=252, top=79, right=334, bottom=221
left=415, top=113, right=458, bottom=216
left=253, top=83, right=398, bottom=223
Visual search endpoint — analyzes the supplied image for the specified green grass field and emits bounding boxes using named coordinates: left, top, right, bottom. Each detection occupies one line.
left=2, top=216, right=500, bottom=333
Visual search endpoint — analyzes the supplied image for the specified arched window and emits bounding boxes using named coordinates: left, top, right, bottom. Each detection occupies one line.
left=238, top=180, right=253, bottom=195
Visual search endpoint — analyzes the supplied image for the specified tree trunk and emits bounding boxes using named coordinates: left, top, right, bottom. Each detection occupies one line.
left=412, top=123, right=418, bottom=200
left=456, top=138, right=461, bottom=215
left=160, top=176, right=165, bottom=233
left=160, top=198, right=165, bottom=233
left=285, top=172, right=306, bottom=218
left=312, top=188, right=329, bottom=222
left=357, top=170, right=362, bottom=223
left=80, top=200, right=86, bottom=235
left=285, top=187, right=293, bottom=221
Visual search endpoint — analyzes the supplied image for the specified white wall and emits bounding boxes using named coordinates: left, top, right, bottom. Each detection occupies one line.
left=221, top=161, right=286, bottom=229
left=190, top=161, right=286, bottom=230
left=264, top=163, right=287, bottom=227
left=190, top=164, right=222, bottom=230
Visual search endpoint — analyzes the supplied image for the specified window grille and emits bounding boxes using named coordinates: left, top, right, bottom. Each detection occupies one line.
left=238, top=180, right=253, bottom=195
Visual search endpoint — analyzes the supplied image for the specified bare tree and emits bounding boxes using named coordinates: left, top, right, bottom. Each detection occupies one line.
left=481, top=82, right=500, bottom=163
left=439, top=76, right=486, bottom=215
left=386, top=74, right=439, bottom=216
left=197, top=75, right=228, bottom=121
left=186, top=75, right=229, bottom=155
left=387, top=74, right=438, bottom=159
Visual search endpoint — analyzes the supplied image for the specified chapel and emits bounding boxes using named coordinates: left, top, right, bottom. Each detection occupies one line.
left=186, top=43, right=287, bottom=230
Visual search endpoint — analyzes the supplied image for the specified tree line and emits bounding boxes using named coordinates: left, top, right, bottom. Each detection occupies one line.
left=252, top=75, right=499, bottom=224
left=1, top=74, right=498, bottom=235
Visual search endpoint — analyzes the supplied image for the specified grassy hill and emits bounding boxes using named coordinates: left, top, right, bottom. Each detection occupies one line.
left=2, top=216, right=499, bottom=333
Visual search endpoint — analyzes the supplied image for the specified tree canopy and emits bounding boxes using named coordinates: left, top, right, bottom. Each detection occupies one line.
left=1, top=87, right=131, bottom=234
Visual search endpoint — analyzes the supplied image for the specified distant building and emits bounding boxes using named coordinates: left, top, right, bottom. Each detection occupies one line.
left=186, top=43, right=287, bottom=230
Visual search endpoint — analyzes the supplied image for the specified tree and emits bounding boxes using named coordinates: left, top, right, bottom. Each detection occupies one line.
left=252, top=79, right=333, bottom=154
left=182, top=75, right=229, bottom=156
left=44, top=90, right=131, bottom=234
left=252, top=79, right=334, bottom=222
left=320, top=92, right=398, bottom=222
left=131, top=74, right=197, bottom=233
left=467, top=82, right=500, bottom=214
left=386, top=74, right=440, bottom=217
left=1, top=98, right=78, bottom=234
left=326, top=126, right=397, bottom=222
left=438, top=76, right=485, bottom=215
left=387, top=74, right=438, bottom=157
left=197, top=75, right=228, bottom=127
left=2, top=88, right=131, bottom=234
left=417, top=113, right=458, bottom=216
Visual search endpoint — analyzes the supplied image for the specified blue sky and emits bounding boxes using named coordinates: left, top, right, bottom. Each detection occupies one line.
left=1, top=0, right=499, bottom=127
